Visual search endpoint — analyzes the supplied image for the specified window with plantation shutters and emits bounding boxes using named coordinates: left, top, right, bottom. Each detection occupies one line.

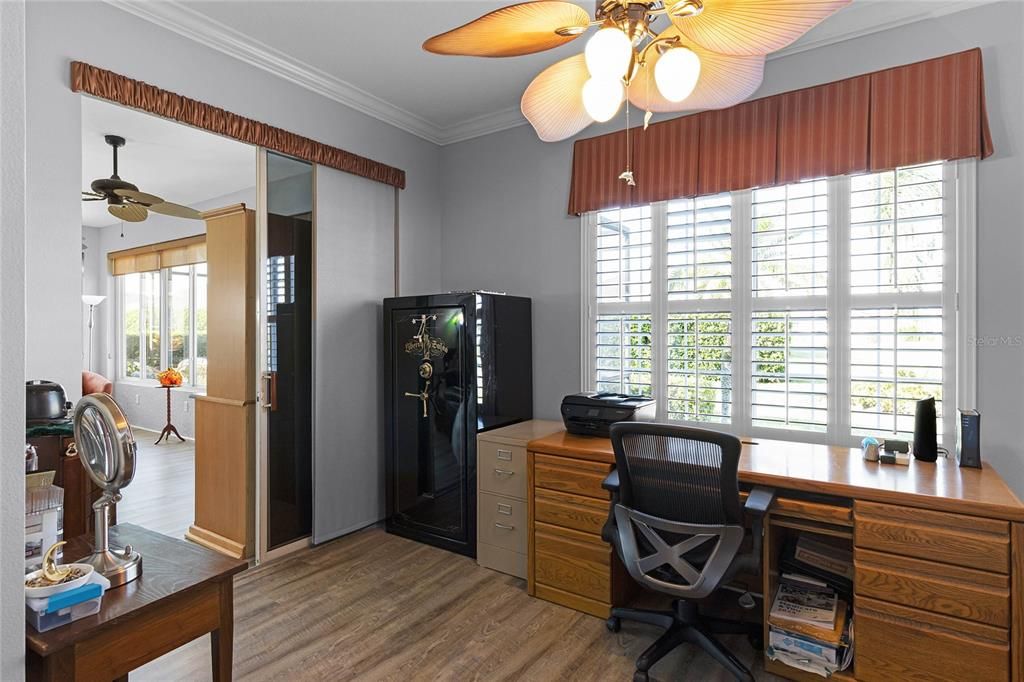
left=582, top=159, right=972, bottom=448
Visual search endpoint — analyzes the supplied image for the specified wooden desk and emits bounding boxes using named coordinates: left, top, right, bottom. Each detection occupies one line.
left=527, top=430, right=1024, bottom=682
left=26, top=524, right=247, bottom=682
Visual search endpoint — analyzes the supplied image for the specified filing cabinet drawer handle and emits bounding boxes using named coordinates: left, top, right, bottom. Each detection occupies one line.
left=494, top=468, right=515, bottom=477
left=494, top=522, right=515, bottom=531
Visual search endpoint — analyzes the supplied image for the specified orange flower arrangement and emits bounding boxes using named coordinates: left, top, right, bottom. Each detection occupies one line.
left=156, top=368, right=183, bottom=387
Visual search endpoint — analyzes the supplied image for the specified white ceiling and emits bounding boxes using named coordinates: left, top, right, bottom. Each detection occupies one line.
left=112, top=0, right=995, bottom=145
left=82, top=97, right=257, bottom=227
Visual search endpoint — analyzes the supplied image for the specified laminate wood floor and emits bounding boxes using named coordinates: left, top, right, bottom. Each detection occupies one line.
left=117, top=428, right=194, bottom=540
left=133, top=527, right=783, bottom=681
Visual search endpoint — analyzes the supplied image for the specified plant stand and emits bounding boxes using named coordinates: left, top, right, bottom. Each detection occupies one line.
left=155, top=385, right=186, bottom=445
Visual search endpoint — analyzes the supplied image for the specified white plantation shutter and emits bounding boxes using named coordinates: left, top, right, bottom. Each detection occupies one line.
left=750, top=310, right=829, bottom=431
left=581, top=160, right=968, bottom=447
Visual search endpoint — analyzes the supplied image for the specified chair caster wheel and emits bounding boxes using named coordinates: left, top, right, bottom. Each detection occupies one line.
left=633, top=671, right=649, bottom=682
left=606, top=616, right=621, bottom=633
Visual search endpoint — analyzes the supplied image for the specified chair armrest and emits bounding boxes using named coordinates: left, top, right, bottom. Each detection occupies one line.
left=602, top=469, right=620, bottom=493
left=744, top=486, right=775, bottom=517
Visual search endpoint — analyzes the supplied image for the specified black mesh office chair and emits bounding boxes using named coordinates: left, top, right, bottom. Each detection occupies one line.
left=602, top=422, right=775, bottom=682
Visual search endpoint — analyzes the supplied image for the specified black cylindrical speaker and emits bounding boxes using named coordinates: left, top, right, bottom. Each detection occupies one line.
left=913, top=397, right=938, bottom=462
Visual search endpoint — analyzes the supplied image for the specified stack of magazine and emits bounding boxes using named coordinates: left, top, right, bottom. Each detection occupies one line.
left=767, top=535, right=854, bottom=677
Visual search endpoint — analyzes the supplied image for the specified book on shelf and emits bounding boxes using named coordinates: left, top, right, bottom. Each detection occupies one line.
left=780, top=572, right=834, bottom=595
left=770, top=583, right=837, bottom=627
left=770, top=599, right=849, bottom=648
left=781, top=536, right=854, bottom=596
left=794, top=535, right=854, bottom=581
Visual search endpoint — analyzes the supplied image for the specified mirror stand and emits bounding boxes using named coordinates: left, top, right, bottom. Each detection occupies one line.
left=80, top=491, right=142, bottom=587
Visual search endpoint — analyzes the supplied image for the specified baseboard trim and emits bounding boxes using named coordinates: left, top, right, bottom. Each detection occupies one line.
left=186, top=524, right=248, bottom=559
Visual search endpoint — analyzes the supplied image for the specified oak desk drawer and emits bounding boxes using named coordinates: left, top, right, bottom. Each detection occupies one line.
left=478, top=441, right=526, bottom=498
left=854, top=500, right=1010, bottom=574
left=535, top=488, right=608, bottom=536
left=478, top=492, right=526, bottom=554
left=534, top=522, right=610, bottom=603
left=855, top=548, right=1011, bottom=627
left=533, top=453, right=611, bottom=500
left=855, top=597, right=1009, bottom=682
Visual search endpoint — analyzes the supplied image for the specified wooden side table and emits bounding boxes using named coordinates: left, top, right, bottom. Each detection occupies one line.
left=155, top=385, right=185, bottom=445
left=26, top=524, right=246, bottom=681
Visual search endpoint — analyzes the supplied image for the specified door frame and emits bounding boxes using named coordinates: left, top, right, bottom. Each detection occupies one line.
left=255, top=148, right=317, bottom=564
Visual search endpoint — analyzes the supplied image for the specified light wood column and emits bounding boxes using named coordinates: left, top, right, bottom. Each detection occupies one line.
left=186, top=203, right=256, bottom=559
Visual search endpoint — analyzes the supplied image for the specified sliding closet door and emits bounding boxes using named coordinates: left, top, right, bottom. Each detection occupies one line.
left=312, top=165, right=396, bottom=544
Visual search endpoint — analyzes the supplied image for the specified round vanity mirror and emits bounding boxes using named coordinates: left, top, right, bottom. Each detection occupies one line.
left=74, top=393, right=135, bottom=490
left=72, top=393, right=142, bottom=587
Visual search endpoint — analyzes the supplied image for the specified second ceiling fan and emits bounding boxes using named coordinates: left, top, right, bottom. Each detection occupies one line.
left=424, top=0, right=850, bottom=142
left=82, top=134, right=203, bottom=223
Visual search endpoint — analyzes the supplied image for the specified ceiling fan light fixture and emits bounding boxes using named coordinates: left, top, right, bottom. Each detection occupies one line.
left=584, top=26, right=633, bottom=80
left=655, top=46, right=702, bottom=102
left=582, top=76, right=624, bottom=123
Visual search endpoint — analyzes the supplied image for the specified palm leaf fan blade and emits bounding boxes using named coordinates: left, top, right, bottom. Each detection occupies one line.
left=108, top=203, right=148, bottom=223
left=521, top=54, right=594, bottom=142
left=671, top=0, right=851, bottom=56
left=423, top=1, right=591, bottom=57
left=147, top=201, right=203, bottom=220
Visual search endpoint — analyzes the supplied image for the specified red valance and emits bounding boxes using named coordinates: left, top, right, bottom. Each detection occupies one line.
left=777, top=75, right=870, bottom=184
left=698, top=98, right=777, bottom=196
left=568, top=48, right=993, bottom=215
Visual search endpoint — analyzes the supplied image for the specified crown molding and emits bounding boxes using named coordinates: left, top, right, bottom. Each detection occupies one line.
left=104, top=0, right=448, bottom=145
left=107, top=0, right=995, bottom=147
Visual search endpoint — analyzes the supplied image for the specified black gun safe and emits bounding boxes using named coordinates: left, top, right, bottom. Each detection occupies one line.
left=384, top=292, right=532, bottom=557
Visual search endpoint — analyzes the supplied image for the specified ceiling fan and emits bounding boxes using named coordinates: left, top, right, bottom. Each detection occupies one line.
left=425, top=0, right=850, bottom=142
left=82, top=135, right=203, bottom=223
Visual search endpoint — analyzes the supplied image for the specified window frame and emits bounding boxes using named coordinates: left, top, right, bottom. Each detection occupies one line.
left=581, top=158, right=977, bottom=448
left=116, top=263, right=207, bottom=389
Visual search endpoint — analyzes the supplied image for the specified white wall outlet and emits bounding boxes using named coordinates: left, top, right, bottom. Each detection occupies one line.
left=183, top=399, right=190, bottom=414
left=134, top=393, right=140, bottom=405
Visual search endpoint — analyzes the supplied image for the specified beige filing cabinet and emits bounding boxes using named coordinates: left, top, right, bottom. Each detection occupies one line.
left=477, top=420, right=563, bottom=578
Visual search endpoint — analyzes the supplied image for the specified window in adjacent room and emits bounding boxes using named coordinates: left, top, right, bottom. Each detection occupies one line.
left=118, top=263, right=207, bottom=388
left=582, top=160, right=969, bottom=447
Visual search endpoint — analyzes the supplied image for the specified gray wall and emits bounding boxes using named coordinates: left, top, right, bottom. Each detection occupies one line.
left=0, top=2, right=26, bottom=678
left=439, top=1, right=1024, bottom=495
left=25, top=0, right=444, bottom=406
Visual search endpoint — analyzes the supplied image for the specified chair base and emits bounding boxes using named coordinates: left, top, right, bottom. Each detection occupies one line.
left=607, top=599, right=759, bottom=682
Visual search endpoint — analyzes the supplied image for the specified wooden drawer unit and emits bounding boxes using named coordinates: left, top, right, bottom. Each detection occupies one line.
left=535, top=488, right=608, bottom=536
left=855, top=500, right=1011, bottom=574
left=479, top=492, right=527, bottom=554
left=534, top=523, right=611, bottom=604
left=856, top=596, right=1010, bottom=682
left=855, top=547, right=1010, bottom=627
left=478, top=441, right=526, bottom=499
left=533, top=453, right=611, bottom=500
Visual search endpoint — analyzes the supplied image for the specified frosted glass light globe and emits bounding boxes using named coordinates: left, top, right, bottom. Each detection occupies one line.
left=655, top=46, right=702, bottom=103
left=582, top=77, right=624, bottom=122
left=585, top=27, right=633, bottom=80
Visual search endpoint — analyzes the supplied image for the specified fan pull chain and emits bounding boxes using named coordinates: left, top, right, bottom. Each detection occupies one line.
left=618, top=85, right=636, bottom=187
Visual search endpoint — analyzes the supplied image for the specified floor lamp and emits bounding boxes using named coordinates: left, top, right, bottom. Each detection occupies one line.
left=82, top=294, right=106, bottom=372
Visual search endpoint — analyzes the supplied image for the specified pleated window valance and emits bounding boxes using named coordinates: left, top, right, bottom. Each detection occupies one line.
left=108, top=234, right=206, bottom=275
left=568, top=48, right=993, bottom=215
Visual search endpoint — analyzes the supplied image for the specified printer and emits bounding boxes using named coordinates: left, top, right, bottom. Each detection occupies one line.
left=560, top=392, right=657, bottom=437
